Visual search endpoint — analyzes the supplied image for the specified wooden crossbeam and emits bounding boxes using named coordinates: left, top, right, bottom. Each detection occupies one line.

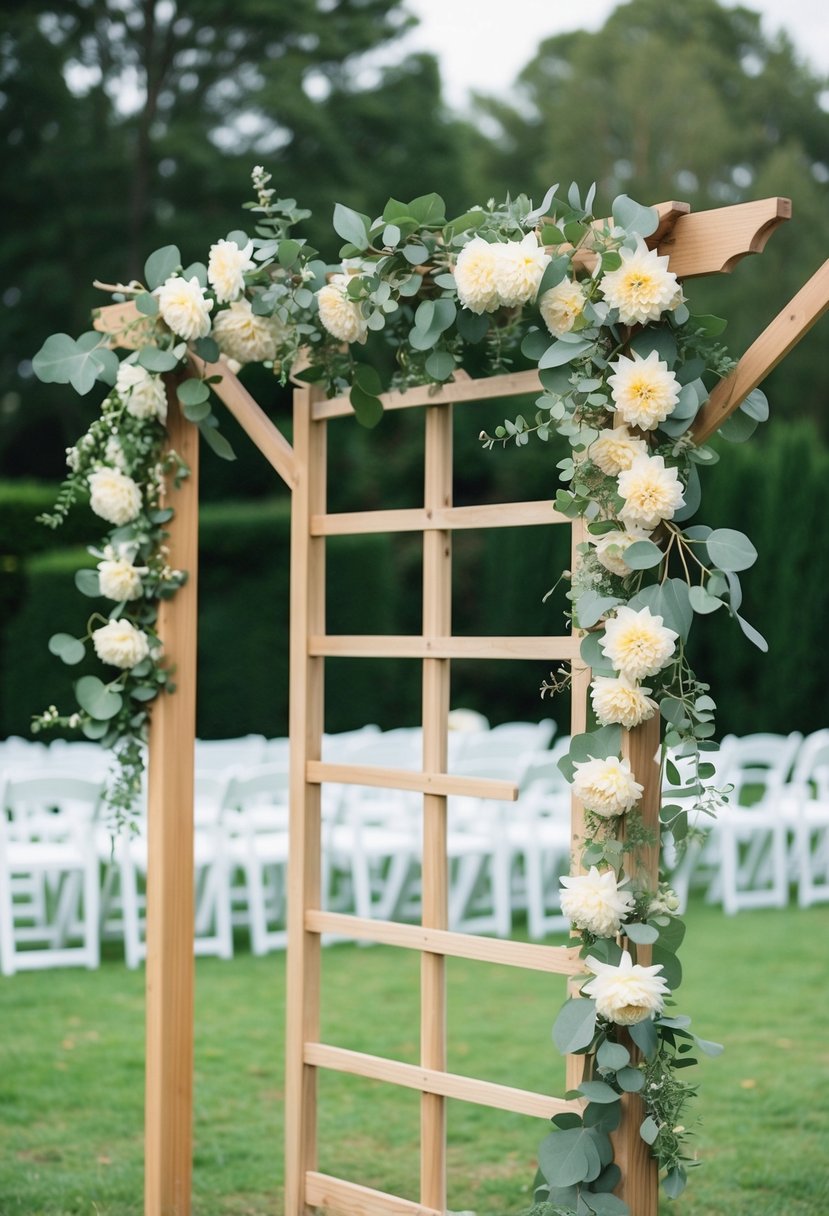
left=659, top=196, right=791, bottom=278
left=306, top=761, right=518, bottom=802
left=693, top=258, right=829, bottom=444
left=311, top=499, right=567, bottom=535
left=305, top=911, right=584, bottom=975
left=305, top=1173, right=441, bottom=1216
left=304, top=1043, right=584, bottom=1121
left=308, top=635, right=581, bottom=661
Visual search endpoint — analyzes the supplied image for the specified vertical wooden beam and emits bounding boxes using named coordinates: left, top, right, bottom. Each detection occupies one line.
left=420, top=403, right=453, bottom=1213
left=285, top=387, right=326, bottom=1215
left=145, top=388, right=199, bottom=1216
left=613, top=713, right=662, bottom=1216
left=566, top=516, right=591, bottom=1094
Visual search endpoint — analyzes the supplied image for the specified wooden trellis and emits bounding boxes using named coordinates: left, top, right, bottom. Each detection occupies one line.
left=95, top=196, right=829, bottom=1216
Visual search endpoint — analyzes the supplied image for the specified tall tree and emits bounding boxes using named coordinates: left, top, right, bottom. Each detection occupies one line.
left=468, top=0, right=829, bottom=426
left=2, top=0, right=472, bottom=479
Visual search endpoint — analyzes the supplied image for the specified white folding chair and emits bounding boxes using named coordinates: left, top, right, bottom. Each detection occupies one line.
left=222, top=764, right=291, bottom=954
left=0, top=773, right=104, bottom=974
left=709, top=732, right=802, bottom=914
left=194, top=734, right=268, bottom=774
left=778, top=730, right=829, bottom=907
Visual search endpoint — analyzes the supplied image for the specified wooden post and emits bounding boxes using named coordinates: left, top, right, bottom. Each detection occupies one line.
left=144, top=387, right=200, bottom=1216
left=284, top=387, right=326, bottom=1215
left=420, top=402, right=453, bottom=1212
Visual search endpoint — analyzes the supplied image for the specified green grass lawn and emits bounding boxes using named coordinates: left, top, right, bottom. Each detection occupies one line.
left=0, top=900, right=827, bottom=1215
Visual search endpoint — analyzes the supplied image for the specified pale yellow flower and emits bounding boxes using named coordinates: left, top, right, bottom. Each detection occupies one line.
left=617, top=454, right=685, bottom=530
left=601, top=605, right=677, bottom=681
left=316, top=274, right=367, bottom=343
left=156, top=275, right=213, bottom=341
left=92, top=618, right=150, bottom=669
left=600, top=240, right=679, bottom=325
left=583, top=950, right=669, bottom=1025
left=455, top=237, right=501, bottom=314
left=607, top=350, right=680, bottom=430
left=116, top=362, right=167, bottom=423
left=212, top=299, right=285, bottom=364
left=559, top=866, right=635, bottom=937
left=88, top=468, right=142, bottom=526
left=97, top=558, right=143, bottom=602
left=591, top=527, right=652, bottom=577
left=590, top=428, right=648, bottom=477
left=495, top=233, right=551, bottom=307
left=207, top=238, right=255, bottom=304
left=539, top=278, right=587, bottom=336
left=590, top=675, right=658, bottom=729
left=571, top=755, right=643, bottom=817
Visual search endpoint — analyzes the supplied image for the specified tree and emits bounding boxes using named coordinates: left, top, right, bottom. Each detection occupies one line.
left=468, top=0, right=829, bottom=427
left=2, top=0, right=475, bottom=481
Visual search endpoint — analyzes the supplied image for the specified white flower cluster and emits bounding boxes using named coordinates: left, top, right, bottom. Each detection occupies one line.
left=454, top=234, right=550, bottom=314
left=316, top=273, right=368, bottom=343
left=599, top=240, right=679, bottom=325
left=116, top=362, right=167, bottom=423
left=583, top=950, right=669, bottom=1025
left=92, top=618, right=150, bottom=669
left=156, top=274, right=213, bottom=341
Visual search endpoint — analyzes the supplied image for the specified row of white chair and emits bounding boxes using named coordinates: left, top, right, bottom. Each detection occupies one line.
left=3, top=726, right=828, bottom=973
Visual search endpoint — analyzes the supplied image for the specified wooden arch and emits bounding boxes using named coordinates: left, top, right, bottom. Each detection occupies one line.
left=97, top=197, right=829, bottom=1216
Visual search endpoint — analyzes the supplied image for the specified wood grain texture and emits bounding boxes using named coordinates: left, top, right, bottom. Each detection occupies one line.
left=304, top=1043, right=584, bottom=1120
left=692, top=258, right=829, bottom=444
left=308, top=634, right=581, bottom=661
left=658, top=196, right=790, bottom=277
left=311, top=499, right=568, bottom=535
left=144, top=386, right=199, bottom=1216
left=284, top=388, right=326, bottom=1216
left=306, top=761, right=517, bottom=802
left=305, top=1173, right=441, bottom=1216
left=305, top=911, right=584, bottom=974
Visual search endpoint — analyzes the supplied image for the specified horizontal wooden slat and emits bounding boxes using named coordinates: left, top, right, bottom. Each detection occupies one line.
left=309, top=634, right=581, bottom=661
left=306, top=761, right=518, bottom=801
left=306, top=911, right=584, bottom=975
left=305, top=1043, right=582, bottom=1120
left=311, top=498, right=567, bottom=536
left=305, top=1172, right=440, bottom=1216
left=312, top=369, right=542, bottom=420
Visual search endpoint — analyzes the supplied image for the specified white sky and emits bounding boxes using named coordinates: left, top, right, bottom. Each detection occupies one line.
left=399, top=0, right=829, bottom=108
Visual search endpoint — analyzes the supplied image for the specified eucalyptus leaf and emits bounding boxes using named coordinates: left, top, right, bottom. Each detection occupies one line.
left=75, top=675, right=123, bottom=721
left=456, top=309, right=489, bottom=342
left=629, top=1018, right=658, bottom=1059
left=135, top=292, right=159, bottom=317
left=198, top=421, right=236, bottom=460
left=596, top=1040, right=630, bottom=1071
left=538, top=1127, right=602, bottom=1188
left=48, top=633, right=86, bottom=666
left=707, top=528, right=757, bottom=572
left=611, top=195, right=659, bottom=237
left=741, top=387, right=769, bottom=421
left=622, top=539, right=663, bottom=570
left=623, top=921, right=659, bottom=945
left=144, top=244, right=181, bottom=290
left=332, top=203, right=370, bottom=250
left=539, top=338, right=593, bottom=368
left=735, top=612, right=768, bottom=652
left=425, top=350, right=455, bottom=381
left=689, top=585, right=724, bottom=615
left=582, top=1191, right=629, bottom=1215
left=719, top=408, right=759, bottom=443
left=662, top=1167, right=687, bottom=1199
left=578, top=1080, right=620, bottom=1104
left=177, top=378, right=210, bottom=406
left=75, top=569, right=101, bottom=598
left=552, top=997, right=598, bottom=1054
left=138, top=346, right=180, bottom=373
left=616, top=1066, right=645, bottom=1093
left=350, top=383, right=384, bottom=429
left=576, top=591, right=621, bottom=629
left=639, top=1115, right=659, bottom=1145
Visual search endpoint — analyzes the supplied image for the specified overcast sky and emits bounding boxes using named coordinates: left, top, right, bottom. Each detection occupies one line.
left=398, top=0, right=829, bottom=108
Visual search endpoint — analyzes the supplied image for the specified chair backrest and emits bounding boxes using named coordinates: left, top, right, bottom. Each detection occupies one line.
left=719, top=732, right=803, bottom=802
left=2, top=773, right=105, bottom=842
left=224, top=764, right=290, bottom=829
left=789, top=729, right=829, bottom=790
left=194, top=735, right=268, bottom=773
left=45, top=740, right=110, bottom=777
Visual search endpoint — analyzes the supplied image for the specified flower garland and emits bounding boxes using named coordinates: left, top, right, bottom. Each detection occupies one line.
left=32, top=171, right=767, bottom=1204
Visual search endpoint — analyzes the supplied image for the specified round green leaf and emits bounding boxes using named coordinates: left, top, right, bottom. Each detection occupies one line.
left=138, top=346, right=180, bottom=374
left=616, top=1066, right=645, bottom=1093
left=639, top=1115, right=659, bottom=1145
left=75, top=569, right=101, bottom=598
left=182, top=399, right=212, bottom=423
left=49, top=633, right=86, bottom=666
left=177, top=378, right=210, bottom=406
left=425, top=350, right=456, bottom=381
left=144, top=245, right=181, bottom=291
left=707, top=528, right=758, bottom=572
left=75, top=675, right=123, bottom=721
left=578, top=1080, right=620, bottom=1104
left=596, top=1040, right=630, bottom=1071
left=552, top=997, right=598, bottom=1054
left=688, top=585, right=724, bottom=615
left=622, top=539, right=663, bottom=570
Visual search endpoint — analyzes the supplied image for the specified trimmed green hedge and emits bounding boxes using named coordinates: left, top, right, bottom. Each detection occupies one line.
left=3, top=420, right=829, bottom=740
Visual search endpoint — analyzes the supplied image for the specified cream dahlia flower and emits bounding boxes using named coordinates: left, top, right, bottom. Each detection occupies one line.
left=88, top=468, right=142, bottom=526
left=590, top=675, right=658, bottom=729
left=454, top=237, right=501, bottom=314
left=591, top=527, right=652, bottom=577
left=571, top=755, right=643, bottom=817
left=97, top=557, right=143, bottom=603
left=116, top=362, right=167, bottom=423
left=92, top=618, right=150, bottom=669
left=559, top=866, right=635, bottom=937
left=617, top=454, right=685, bottom=530
left=601, top=605, right=678, bottom=681
left=207, top=238, right=255, bottom=304
left=156, top=274, right=214, bottom=341
left=583, top=950, right=669, bottom=1025
left=494, top=233, right=551, bottom=308
left=607, top=350, right=680, bottom=431
left=212, top=299, right=285, bottom=364
left=599, top=240, right=679, bottom=325
left=539, top=278, right=587, bottom=336
left=589, top=428, right=648, bottom=477
left=316, top=274, right=367, bottom=343
left=648, top=883, right=681, bottom=917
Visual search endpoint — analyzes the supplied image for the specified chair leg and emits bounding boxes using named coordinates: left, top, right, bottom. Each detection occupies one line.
left=0, top=862, right=16, bottom=977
